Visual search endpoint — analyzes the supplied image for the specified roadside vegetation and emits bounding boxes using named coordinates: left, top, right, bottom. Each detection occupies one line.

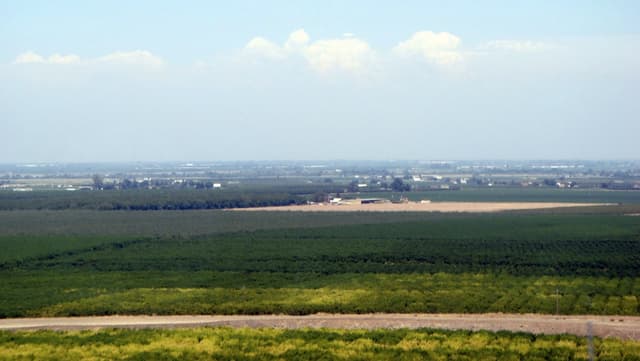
left=1, top=327, right=639, bottom=361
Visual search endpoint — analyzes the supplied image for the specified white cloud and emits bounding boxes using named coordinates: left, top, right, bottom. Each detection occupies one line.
left=244, top=37, right=286, bottom=59
left=284, top=29, right=310, bottom=51
left=393, top=31, right=463, bottom=66
left=13, top=50, right=164, bottom=68
left=243, top=29, right=375, bottom=74
left=47, top=54, right=82, bottom=64
left=483, top=40, right=550, bottom=52
left=243, top=30, right=310, bottom=57
left=97, top=50, right=165, bottom=67
left=13, top=51, right=45, bottom=64
left=302, top=38, right=375, bottom=73
left=14, top=52, right=82, bottom=65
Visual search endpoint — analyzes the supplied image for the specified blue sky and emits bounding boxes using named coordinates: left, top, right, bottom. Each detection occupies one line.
left=1, top=1, right=639, bottom=161
left=2, top=1, right=638, bottom=62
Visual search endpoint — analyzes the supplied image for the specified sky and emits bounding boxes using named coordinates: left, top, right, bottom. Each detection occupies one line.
left=1, top=0, right=639, bottom=162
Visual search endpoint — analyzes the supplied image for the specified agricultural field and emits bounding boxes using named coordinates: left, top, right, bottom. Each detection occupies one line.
left=2, top=327, right=640, bottom=361
left=1, top=187, right=639, bottom=358
left=1, top=211, right=639, bottom=317
left=0, top=209, right=458, bottom=236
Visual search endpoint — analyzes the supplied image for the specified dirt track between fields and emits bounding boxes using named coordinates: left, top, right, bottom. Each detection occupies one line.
left=2, top=314, right=639, bottom=340
left=233, top=202, right=608, bottom=213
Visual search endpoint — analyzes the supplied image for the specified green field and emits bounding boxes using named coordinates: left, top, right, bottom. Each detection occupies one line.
left=1, top=327, right=639, bottom=361
left=1, top=211, right=638, bottom=317
left=0, top=210, right=463, bottom=236
left=7, top=215, right=640, bottom=276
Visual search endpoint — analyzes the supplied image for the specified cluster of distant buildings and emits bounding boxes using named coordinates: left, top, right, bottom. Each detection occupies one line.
left=1, top=160, right=640, bottom=192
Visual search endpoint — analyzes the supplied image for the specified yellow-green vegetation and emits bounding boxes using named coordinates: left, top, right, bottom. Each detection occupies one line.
left=1, top=327, right=639, bottom=361
left=3, top=272, right=637, bottom=317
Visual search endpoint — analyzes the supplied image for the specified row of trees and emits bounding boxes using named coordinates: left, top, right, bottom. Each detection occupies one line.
left=346, top=178, right=411, bottom=192
left=0, top=189, right=304, bottom=210
left=92, top=175, right=221, bottom=191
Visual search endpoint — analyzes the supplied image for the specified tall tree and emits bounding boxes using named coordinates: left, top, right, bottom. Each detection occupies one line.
left=92, top=174, right=104, bottom=190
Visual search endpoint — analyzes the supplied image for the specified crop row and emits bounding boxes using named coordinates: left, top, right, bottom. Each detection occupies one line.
left=19, top=218, right=639, bottom=276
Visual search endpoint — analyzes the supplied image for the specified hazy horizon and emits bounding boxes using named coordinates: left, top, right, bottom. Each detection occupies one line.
left=4, top=155, right=640, bottom=165
left=2, top=1, right=639, bottom=162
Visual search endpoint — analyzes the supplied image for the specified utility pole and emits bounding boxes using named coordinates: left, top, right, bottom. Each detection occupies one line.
left=556, top=287, right=560, bottom=315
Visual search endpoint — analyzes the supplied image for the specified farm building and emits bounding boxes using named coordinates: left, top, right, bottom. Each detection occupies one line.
left=360, top=198, right=388, bottom=204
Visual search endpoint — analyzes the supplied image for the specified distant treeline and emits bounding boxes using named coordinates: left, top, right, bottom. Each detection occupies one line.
left=0, top=189, right=305, bottom=211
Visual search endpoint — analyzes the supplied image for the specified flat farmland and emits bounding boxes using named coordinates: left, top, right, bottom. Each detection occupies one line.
left=1, top=211, right=639, bottom=318
left=0, top=195, right=639, bottom=359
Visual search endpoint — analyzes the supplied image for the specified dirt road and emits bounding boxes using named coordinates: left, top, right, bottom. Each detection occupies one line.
left=2, top=313, right=639, bottom=340
left=232, top=202, right=607, bottom=213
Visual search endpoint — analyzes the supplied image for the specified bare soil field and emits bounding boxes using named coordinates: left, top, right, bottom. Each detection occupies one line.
left=2, top=314, right=639, bottom=340
left=233, top=201, right=607, bottom=213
